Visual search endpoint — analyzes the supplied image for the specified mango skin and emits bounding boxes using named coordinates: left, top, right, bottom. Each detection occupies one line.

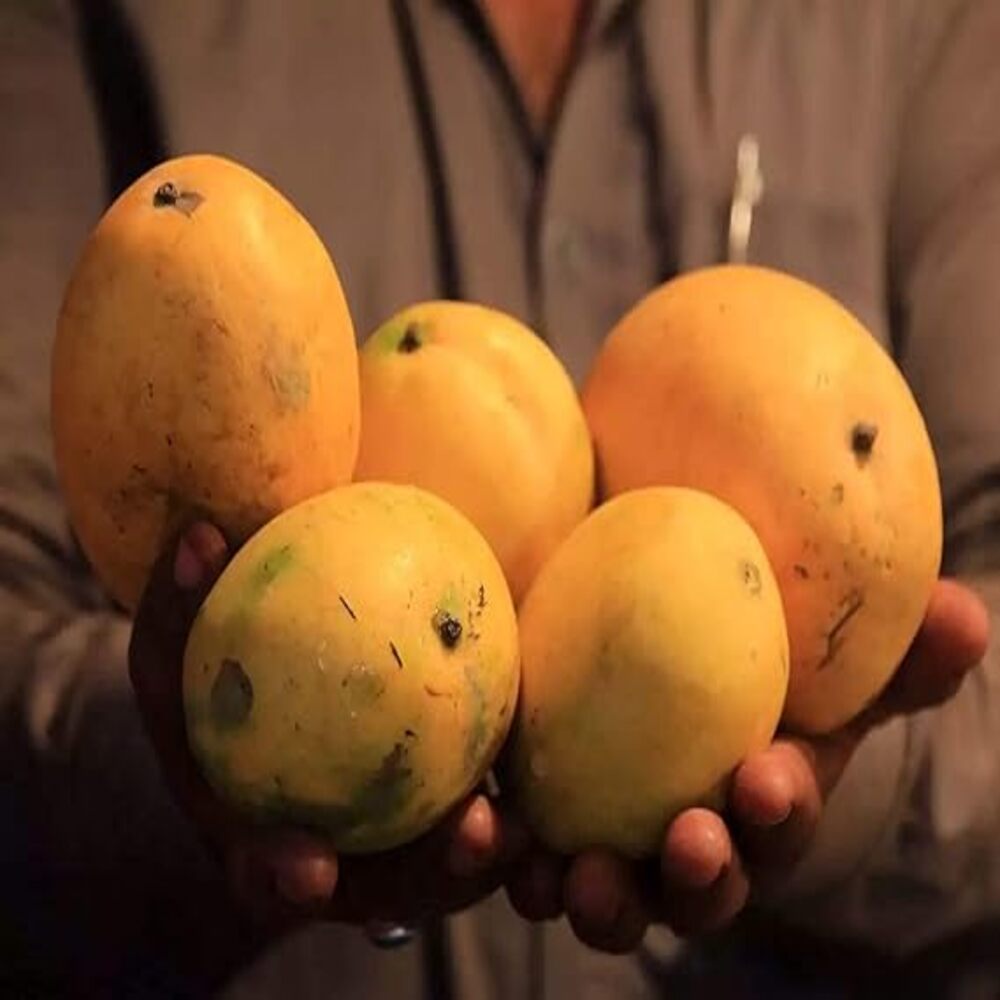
left=51, top=154, right=360, bottom=612
left=582, top=266, right=942, bottom=734
left=509, top=487, right=789, bottom=859
left=355, top=301, right=594, bottom=604
left=183, top=482, right=520, bottom=854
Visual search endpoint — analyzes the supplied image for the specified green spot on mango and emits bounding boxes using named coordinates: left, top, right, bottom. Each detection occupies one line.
left=211, top=658, right=254, bottom=730
left=463, top=660, right=488, bottom=766
left=246, top=543, right=295, bottom=603
left=342, top=663, right=386, bottom=707
left=270, top=364, right=311, bottom=411
left=370, top=317, right=429, bottom=355
left=437, top=583, right=464, bottom=622
left=242, top=737, right=416, bottom=842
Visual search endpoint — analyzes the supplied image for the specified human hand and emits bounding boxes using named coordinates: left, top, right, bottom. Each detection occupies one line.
left=128, top=522, right=527, bottom=938
left=506, top=578, right=990, bottom=952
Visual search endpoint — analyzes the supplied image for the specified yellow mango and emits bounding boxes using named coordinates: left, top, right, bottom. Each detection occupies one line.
left=583, top=266, right=942, bottom=733
left=51, top=154, right=359, bottom=611
left=509, top=487, right=788, bottom=859
left=355, top=301, right=594, bottom=603
left=183, top=482, right=519, bottom=854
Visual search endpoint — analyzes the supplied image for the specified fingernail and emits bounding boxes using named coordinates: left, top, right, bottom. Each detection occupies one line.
left=174, top=536, right=203, bottom=589
left=672, top=855, right=727, bottom=892
left=755, top=802, right=793, bottom=829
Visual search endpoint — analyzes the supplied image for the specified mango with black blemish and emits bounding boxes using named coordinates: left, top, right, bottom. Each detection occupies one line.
left=182, top=482, right=519, bottom=853
left=51, top=154, right=359, bottom=611
left=509, top=487, right=789, bottom=858
left=583, top=265, right=942, bottom=733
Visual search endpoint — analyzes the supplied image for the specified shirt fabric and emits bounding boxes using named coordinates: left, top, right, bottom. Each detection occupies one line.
left=3, top=1, right=1000, bottom=997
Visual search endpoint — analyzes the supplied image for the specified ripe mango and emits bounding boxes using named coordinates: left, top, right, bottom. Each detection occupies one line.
left=183, top=482, right=520, bottom=854
left=51, top=154, right=360, bottom=611
left=509, top=487, right=789, bottom=858
left=583, top=265, right=942, bottom=733
left=355, top=301, right=594, bottom=603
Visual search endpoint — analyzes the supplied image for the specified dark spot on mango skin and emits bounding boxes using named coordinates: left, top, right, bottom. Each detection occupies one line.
left=433, top=609, right=463, bottom=648
left=818, top=591, right=865, bottom=670
left=235, top=736, right=418, bottom=842
left=851, top=422, right=878, bottom=464
left=831, top=482, right=845, bottom=504
left=341, top=663, right=385, bottom=705
left=467, top=586, right=487, bottom=640
left=211, top=658, right=253, bottom=730
left=398, top=324, right=422, bottom=353
left=152, top=181, right=204, bottom=217
left=740, top=559, right=762, bottom=595
left=793, top=564, right=810, bottom=579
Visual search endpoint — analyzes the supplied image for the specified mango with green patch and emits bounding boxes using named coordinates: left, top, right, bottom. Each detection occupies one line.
left=183, top=482, right=520, bottom=853
left=509, top=487, right=789, bottom=859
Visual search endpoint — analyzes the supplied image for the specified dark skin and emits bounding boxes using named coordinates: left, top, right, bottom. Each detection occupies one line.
left=130, top=522, right=989, bottom=952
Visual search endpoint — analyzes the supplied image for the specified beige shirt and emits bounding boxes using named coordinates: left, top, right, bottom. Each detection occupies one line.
left=4, top=1, right=1000, bottom=996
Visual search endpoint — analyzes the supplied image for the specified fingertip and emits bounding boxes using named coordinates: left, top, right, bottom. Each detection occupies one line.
left=173, top=536, right=205, bottom=590
left=661, top=808, right=731, bottom=891
left=730, top=751, right=796, bottom=829
left=564, top=852, right=648, bottom=954
left=249, top=831, right=339, bottom=910
left=174, top=522, right=228, bottom=590
left=274, top=850, right=339, bottom=908
left=448, top=795, right=502, bottom=876
left=565, top=852, right=628, bottom=927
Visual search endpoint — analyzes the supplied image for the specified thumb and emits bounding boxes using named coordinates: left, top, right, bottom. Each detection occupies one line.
left=129, top=521, right=229, bottom=712
left=851, top=578, right=989, bottom=734
left=128, top=521, right=238, bottom=839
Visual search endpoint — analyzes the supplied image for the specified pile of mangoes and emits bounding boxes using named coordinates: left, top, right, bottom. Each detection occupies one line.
left=51, top=155, right=941, bottom=858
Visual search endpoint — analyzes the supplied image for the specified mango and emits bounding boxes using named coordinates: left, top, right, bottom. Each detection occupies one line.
left=355, top=301, right=594, bottom=603
left=582, top=265, right=942, bottom=733
left=51, top=154, right=360, bottom=611
left=509, top=487, right=788, bottom=859
left=183, top=482, right=520, bottom=854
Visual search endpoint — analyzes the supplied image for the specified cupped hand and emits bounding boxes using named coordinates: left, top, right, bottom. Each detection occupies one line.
left=506, top=578, right=990, bottom=952
left=128, top=522, right=527, bottom=936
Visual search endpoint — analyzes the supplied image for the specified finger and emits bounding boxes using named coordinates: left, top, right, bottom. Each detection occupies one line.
left=506, top=850, right=565, bottom=922
left=869, top=578, right=989, bottom=723
left=331, top=795, right=517, bottom=922
left=129, top=521, right=228, bottom=710
left=660, top=809, right=749, bottom=936
left=660, top=808, right=731, bottom=891
left=128, top=521, right=240, bottom=841
left=447, top=794, right=530, bottom=877
left=563, top=851, right=649, bottom=954
left=228, top=829, right=339, bottom=927
left=729, top=739, right=827, bottom=872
